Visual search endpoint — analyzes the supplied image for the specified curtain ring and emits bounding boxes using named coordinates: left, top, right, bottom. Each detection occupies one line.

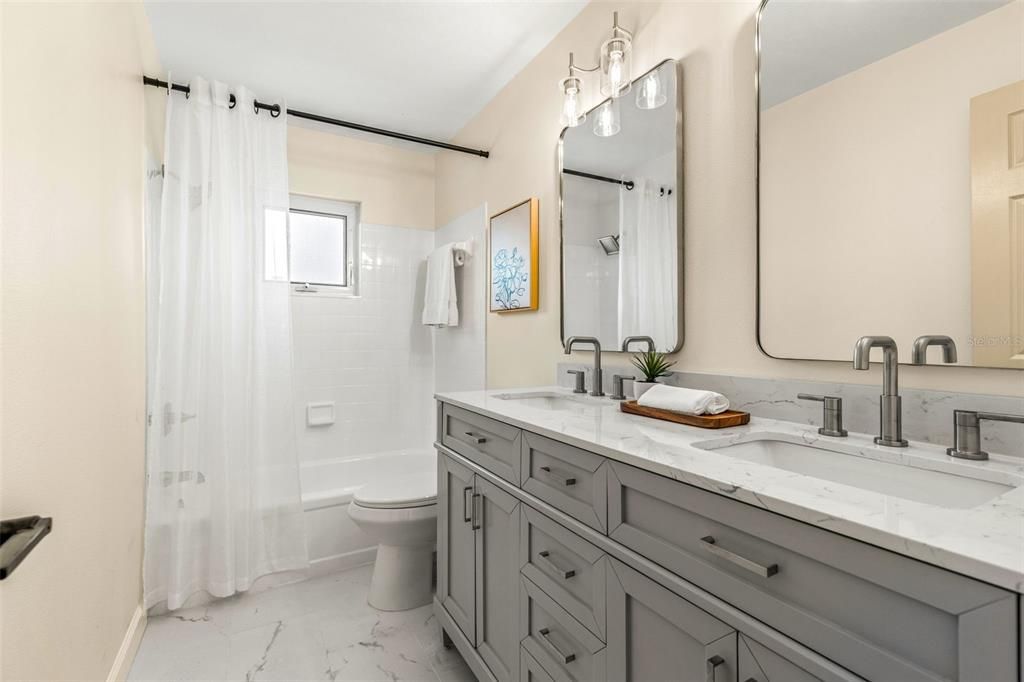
left=229, top=94, right=236, bottom=109
left=270, top=104, right=281, bottom=118
left=253, top=99, right=260, bottom=115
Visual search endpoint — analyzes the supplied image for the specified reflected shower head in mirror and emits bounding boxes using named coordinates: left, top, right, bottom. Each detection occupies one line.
left=598, top=235, right=620, bottom=255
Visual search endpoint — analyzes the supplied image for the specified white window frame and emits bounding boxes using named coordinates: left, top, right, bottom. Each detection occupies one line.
left=288, top=194, right=360, bottom=298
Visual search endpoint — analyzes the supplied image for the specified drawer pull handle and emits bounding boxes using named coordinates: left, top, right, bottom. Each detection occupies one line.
left=463, top=431, right=487, bottom=444
left=471, top=493, right=482, bottom=530
left=538, top=627, right=576, bottom=664
left=700, top=536, right=779, bottom=578
left=538, top=550, right=576, bottom=580
left=539, top=466, right=577, bottom=487
left=706, top=655, right=725, bottom=682
left=462, top=486, right=473, bottom=524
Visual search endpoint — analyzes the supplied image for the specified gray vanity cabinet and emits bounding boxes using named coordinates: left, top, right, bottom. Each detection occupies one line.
left=436, top=400, right=1021, bottom=682
left=438, top=451, right=521, bottom=682
left=606, top=557, right=738, bottom=682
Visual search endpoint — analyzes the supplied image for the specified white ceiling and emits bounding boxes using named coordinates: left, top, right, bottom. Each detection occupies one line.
left=759, top=0, right=1011, bottom=109
left=144, top=1, right=587, bottom=142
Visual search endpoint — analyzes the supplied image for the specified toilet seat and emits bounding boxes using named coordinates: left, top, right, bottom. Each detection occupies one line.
left=353, top=469, right=437, bottom=509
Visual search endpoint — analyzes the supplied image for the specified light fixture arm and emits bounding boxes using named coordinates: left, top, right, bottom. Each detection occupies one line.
left=611, top=11, right=633, bottom=42
left=567, top=52, right=599, bottom=77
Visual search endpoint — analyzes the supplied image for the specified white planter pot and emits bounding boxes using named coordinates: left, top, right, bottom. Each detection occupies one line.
left=633, top=381, right=658, bottom=400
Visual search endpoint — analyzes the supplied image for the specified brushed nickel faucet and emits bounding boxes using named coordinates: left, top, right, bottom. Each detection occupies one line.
left=564, top=336, right=604, bottom=397
left=947, top=410, right=1024, bottom=460
left=911, top=335, right=958, bottom=365
left=621, top=336, right=655, bottom=352
left=853, top=336, right=908, bottom=447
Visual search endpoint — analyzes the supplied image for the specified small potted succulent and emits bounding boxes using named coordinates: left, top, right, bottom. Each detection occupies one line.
left=629, top=351, right=676, bottom=400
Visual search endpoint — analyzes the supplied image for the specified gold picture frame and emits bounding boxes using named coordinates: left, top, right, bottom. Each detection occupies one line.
left=488, top=198, right=539, bottom=313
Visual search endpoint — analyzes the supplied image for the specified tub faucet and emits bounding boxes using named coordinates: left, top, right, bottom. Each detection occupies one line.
left=911, top=335, right=958, bottom=365
left=853, top=335, right=908, bottom=447
left=564, top=336, right=604, bottom=397
left=621, top=336, right=655, bottom=352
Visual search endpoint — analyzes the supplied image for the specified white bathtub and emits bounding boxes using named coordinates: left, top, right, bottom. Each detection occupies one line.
left=301, top=449, right=436, bottom=574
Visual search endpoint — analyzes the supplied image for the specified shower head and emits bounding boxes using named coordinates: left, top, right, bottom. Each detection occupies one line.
left=598, top=235, right=620, bottom=255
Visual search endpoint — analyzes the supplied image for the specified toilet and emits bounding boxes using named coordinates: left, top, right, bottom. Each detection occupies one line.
left=347, top=460, right=437, bottom=611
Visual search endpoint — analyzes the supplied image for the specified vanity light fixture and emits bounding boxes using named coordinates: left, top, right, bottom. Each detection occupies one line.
left=593, top=99, right=621, bottom=137
left=559, top=74, right=586, bottom=127
left=635, top=70, right=666, bottom=110
left=558, top=12, right=634, bottom=132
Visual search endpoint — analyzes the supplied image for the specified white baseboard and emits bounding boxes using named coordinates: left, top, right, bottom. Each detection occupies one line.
left=107, top=603, right=147, bottom=682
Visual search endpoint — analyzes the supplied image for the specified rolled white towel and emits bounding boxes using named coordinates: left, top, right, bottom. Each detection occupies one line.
left=637, top=384, right=730, bottom=416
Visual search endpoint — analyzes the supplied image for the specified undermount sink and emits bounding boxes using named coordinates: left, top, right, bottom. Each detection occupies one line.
left=493, top=391, right=599, bottom=413
left=693, top=434, right=1017, bottom=509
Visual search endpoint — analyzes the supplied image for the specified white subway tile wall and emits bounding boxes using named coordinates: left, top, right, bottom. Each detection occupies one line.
left=292, top=224, right=436, bottom=462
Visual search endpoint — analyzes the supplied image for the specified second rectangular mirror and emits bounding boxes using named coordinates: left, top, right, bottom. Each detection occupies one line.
left=560, top=59, right=682, bottom=353
left=758, top=0, right=1024, bottom=369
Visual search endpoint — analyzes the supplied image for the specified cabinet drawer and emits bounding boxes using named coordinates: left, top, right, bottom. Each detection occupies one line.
left=739, top=634, right=825, bottom=682
left=520, top=648, right=555, bottom=682
left=520, top=506, right=607, bottom=640
left=441, top=403, right=522, bottom=484
left=520, top=576, right=606, bottom=682
left=607, top=461, right=1018, bottom=682
left=521, top=432, right=607, bottom=531
left=606, top=558, right=737, bottom=682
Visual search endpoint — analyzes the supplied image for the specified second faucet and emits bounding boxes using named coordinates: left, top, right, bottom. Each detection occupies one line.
left=564, top=336, right=604, bottom=397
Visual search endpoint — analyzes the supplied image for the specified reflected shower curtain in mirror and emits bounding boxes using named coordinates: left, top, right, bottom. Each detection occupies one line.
left=618, top=178, right=677, bottom=350
left=145, top=78, right=307, bottom=610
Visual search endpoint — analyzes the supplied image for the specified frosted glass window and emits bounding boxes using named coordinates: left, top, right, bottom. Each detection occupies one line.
left=289, top=210, right=347, bottom=287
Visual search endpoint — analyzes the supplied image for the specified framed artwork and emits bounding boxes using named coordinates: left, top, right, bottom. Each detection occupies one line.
left=489, top=198, right=539, bottom=312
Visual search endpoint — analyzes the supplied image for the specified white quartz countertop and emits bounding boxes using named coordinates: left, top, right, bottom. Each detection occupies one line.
left=435, top=387, right=1024, bottom=592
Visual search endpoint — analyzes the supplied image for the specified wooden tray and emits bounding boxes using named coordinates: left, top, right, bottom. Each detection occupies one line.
left=620, top=400, right=750, bottom=429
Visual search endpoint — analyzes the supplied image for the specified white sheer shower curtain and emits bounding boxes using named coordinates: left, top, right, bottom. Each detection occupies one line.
left=145, top=78, right=307, bottom=610
left=618, top=178, right=677, bottom=349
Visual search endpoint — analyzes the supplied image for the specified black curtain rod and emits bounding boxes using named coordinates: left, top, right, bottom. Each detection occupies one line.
left=143, top=76, right=490, bottom=159
left=562, top=168, right=673, bottom=196
left=563, top=168, right=634, bottom=191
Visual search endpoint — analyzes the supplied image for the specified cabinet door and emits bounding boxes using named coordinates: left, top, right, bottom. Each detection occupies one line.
left=475, top=476, right=522, bottom=682
left=607, top=557, right=737, bottom=682
left=738, top=634, right=822, bottom=682
left=438, top=452, right=476, bottom=643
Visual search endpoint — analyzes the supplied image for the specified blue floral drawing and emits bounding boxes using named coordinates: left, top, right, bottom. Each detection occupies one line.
left=492, top=247, right=529, bottom=310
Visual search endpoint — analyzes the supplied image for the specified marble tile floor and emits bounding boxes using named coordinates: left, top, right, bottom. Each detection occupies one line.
left=129, top=564, right=476, bottom=682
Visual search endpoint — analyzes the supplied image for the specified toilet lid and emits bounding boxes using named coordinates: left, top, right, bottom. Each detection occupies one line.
left=353, top=469, right=437, bottom=509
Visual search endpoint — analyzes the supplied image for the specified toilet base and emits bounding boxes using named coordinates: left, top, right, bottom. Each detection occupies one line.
left=367, top=543, right=434, bottom=611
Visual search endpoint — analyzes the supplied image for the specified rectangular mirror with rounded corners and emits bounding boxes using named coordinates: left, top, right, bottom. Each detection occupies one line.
left=757, top=0, right=1024, bottom=369
left=560, top=58, right=683, bottom=353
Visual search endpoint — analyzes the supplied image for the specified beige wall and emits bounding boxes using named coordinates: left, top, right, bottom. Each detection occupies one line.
left=1, top=2, right=157, bottom=680
left=760, top=1, right=1022, bottom=366
left=288, top=124, right=435, bottom=229
left=435, top=0, right=1024, bottom=396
